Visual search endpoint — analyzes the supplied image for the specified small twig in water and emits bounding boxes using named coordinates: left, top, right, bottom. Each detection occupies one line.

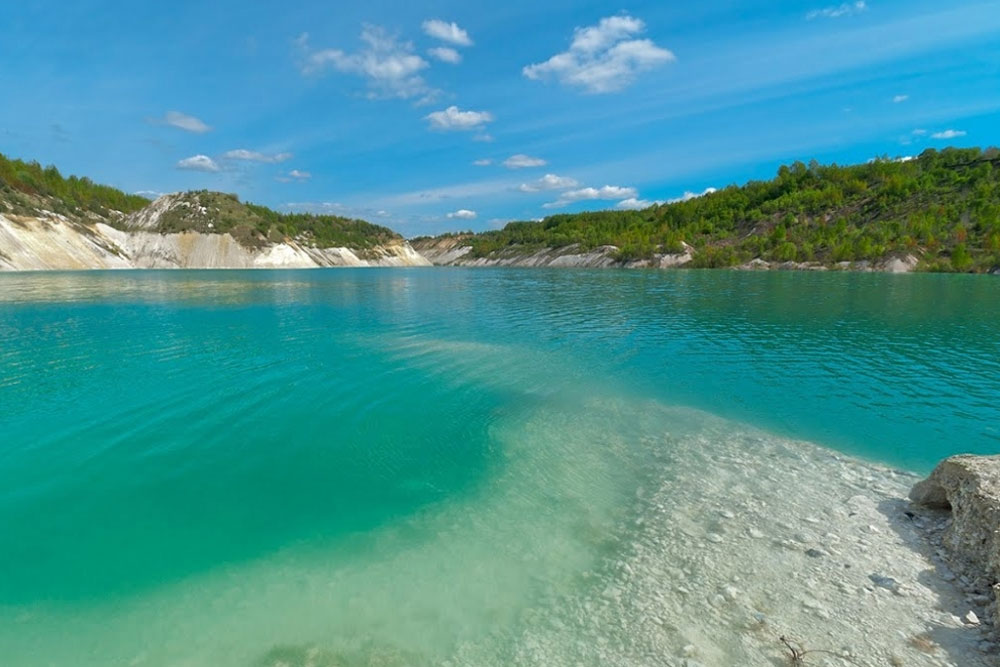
left=779, top=635, right=862, bottom=666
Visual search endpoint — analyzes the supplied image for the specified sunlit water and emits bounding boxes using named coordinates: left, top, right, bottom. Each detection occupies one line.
left=0, top=268, right=997, bottom=666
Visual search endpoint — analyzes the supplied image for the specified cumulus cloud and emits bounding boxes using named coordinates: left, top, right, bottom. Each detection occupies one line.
left=428, top=47, right=462, bottom=64
left=222, top=149, right=293, bottom=163
left=668, top=187, right=717, bottom=203
left=276, top=169, right=312, bottom=182
left=613, top=187, right=717, bottom=210
left=158, top=111, right=211, bottom=133
left=503, top=154, right=547, bottom=169
left=422, top=19, right=473, bottom=47
left=544, top=184, right=638, bottom=208
left=518, top=173, right=580, bottom=192
left=299, top=26, right=434, bottom=101
left=473, top=158, right=493, bottom=166
left=425, top=105, right=494, bottom=131
left=447, top=209, right=477, bottom=220
left=807, top=1, right=867, bottom=20
left=931, top=129, right=967, bottom=139
left=523, top=15, right=675, bottom=94
left=892, top=94, right=909, bottom=103
left=616, top=197, right=657, bottom=210
left=176, top=155, right=220, bottom=172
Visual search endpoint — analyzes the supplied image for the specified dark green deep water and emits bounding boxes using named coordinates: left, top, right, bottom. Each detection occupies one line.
left=0, top=268, right=997, bottom=665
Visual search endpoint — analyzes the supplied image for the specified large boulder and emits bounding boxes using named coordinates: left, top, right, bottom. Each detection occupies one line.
left=911, top=455, right=1000, bottom=621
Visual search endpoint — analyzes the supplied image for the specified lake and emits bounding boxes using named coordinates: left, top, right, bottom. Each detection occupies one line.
left=1, top=268, right=997, bottom=666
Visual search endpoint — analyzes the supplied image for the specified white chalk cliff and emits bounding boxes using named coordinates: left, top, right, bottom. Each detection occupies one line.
left=0, top=194, right=430, bottom=271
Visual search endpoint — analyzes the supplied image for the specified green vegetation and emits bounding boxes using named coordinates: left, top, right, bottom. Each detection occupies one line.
left=0, top=152, right=400, bottom=251
left=149, top=191, right=400, bottom=250
left=461, top=147, right=1000, bottom=272
left=0, top=152, right=150, bottom=219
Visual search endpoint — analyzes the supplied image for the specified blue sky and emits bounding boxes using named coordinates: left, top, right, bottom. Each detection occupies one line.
left=2, top=0, right=998, bottom=236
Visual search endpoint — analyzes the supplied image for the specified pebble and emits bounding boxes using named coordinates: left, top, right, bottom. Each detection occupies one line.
left=706, top=533, right=723, bottom=543
left=747, top=527, right=764, bottom=539
left=966, top=610, right=981, bottom=626
left=805, top=548, right=824, bottom=558
left=869, top=573, right=901, bottom=593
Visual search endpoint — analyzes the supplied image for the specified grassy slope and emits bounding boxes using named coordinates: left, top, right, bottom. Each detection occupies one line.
left=146, top=191, right=400, bottom=250
left=0, top=153, right=150, bottom=221
left=447, top=147, right=1000, bottom=272
left=0, top=153, right=399, bottom=251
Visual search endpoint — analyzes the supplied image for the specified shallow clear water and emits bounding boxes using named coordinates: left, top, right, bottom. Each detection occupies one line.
left=0, top=268, right=997, bottom=666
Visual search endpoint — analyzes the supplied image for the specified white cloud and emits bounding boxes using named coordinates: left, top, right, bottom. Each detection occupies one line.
left=285, top=201, right=396, bottom=221
left=277, top=169, right=312, bottom=182
left=472, top=133, right=494, bottom=143
left=807, top=1, right=867, bottom=20
left=176, top=155, right=220, bottom=172
left=503, top=154, right=547, bottom=169
left=668, top=187, right=717, bottom=203
left=473, top=159, right=493, bottom=166
left=544, top=184, right=638, bottom=208
left=222, top=149, right=293, bottom=163
left=372, top=175, right=528, bottom=208
left=912, top=128, right=928, bottom=136
left=425, top=105, right=494, bottom=131
left=160, top=111, right=211, bottom=133
left=613, top=187, right=717, bottom=209
left=931, top=129, right=967, bottom=139
left=892, top=94, right=909, bottom=103
left=447, top=209, right=477, bottom=220
left=518, top=173, right=580, bottom=192
left=523, top=15, right=675, bottom=94
left=299, top=26, right=433, bottom=101
left=428, top=47, right=462, bottom=64
left=616, top=197, right=657, bottom=210
left=422, top=20, right=473, bottom=47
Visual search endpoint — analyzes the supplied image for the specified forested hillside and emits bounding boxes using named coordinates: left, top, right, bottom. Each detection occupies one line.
left=132, top=191, right=400, bottom=250
left=0, top=152, right=150, bottom=219
left=0, top=153, right=399, bottom=250
left=456, top=147, right=1000, bottom=272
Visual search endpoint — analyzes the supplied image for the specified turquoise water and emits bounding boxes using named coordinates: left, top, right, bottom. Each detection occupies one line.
left=0, top=268, right=997, bottom=666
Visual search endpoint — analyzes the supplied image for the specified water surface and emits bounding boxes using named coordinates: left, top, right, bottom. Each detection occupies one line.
left=0, top=268, right=997, bottom=665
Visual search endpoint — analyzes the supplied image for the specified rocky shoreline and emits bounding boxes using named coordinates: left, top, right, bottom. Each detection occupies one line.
left=409, top=237, right=936, bottom=273
left=910, top=456, right=1000, bottom=633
